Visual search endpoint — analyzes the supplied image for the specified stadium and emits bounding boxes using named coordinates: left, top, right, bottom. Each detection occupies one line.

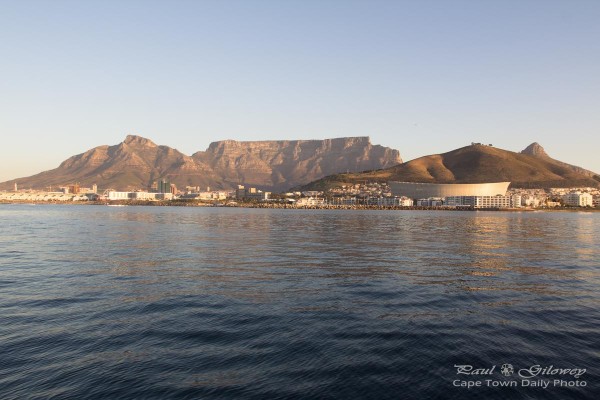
left=388, top=181, right=511, bottom=199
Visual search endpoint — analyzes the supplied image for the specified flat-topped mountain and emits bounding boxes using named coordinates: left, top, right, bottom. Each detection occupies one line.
left=299, top=143, right=600, bottom=190
left=1, top=135, right=402, bottom=191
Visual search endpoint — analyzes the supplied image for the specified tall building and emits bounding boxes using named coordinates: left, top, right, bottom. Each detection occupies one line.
left=68, top=184, right=80, bottom=194
left=158, top=179, right=170, bottom=194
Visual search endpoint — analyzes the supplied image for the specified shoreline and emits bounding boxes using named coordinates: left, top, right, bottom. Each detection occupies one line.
left=1, top=199, right=598, bottom=212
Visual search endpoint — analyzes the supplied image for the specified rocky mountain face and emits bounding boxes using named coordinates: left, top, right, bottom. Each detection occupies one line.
left=1, top=135, right=402, bottom=191
left=521, top=142, right=549, bottom=157
left=192, top=137, right=401, bottom=190
left=300, top=142, right=600, bottom=190
left=520, top=142, right=597, bottom=178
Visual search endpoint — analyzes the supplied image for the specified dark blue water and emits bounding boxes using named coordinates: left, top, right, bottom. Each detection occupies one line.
left=0, top=205, right=598, bottom=399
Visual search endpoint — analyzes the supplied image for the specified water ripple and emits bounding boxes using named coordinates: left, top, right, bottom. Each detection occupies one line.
left=0, top=206, right=598, bottom=399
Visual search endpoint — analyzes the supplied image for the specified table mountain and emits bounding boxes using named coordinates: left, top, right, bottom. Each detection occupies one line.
left=1, top=135, right=401, bottom=192
left=299, top=142, right=600, bottom=190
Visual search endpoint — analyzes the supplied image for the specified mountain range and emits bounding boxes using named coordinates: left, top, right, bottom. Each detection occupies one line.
left=298, top=142, right=600, bottom=190
left=0, top=135, right=401, bottom=191
left=3, top=136, right=598, bottom=192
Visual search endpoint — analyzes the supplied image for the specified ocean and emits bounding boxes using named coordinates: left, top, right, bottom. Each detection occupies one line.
left=0, top=204, right=598, bottom=399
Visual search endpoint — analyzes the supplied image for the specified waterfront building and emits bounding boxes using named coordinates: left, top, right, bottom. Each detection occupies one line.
left=563, top=192, right=594, bottom=207
left=107, top=191, right=130, bottom=200
left=236, top=185, right=270, bottom=201
left=0, top=191, right=89, bottom=202
left=158, top=179, right=170, bottom=194
left=130, top=191, right=157, bottom=200
left=106, top=191, right=174, bottom=201
left=302, top=191, right=322, bottom=197
left=511, top=194, right=522, bottom=208
left=341, top=197, right=357, bottom=206
left=445, top=195, right=511, bottom=209
left=296, top=197, right=325, bottom=206
left=389, top=181, right=510, bottom=199
left=181, top=191, right=229, bottom=201
left=416, top=198, right=444, bottom=207
left=522, top=195, right=541, bottom=207
left=367, top=197, right=414, bottom=207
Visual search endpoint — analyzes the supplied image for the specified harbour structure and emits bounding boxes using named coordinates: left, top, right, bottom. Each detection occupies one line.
left=389, top=181, right=510, bottom=199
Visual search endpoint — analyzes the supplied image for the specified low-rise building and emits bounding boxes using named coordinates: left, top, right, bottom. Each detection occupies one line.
left=445, top=195, right=511, bottom=209
left=296, top=197, right=326, bottom=206
left=416, top=198, right=444, bottom=207
left=368, top=196, right=414, bottom=207
left=522, top=195, right=541, bottom=208
left=106, top=191, right=173, bottom=201
left=107, top=191, right=130, bottom=200
left=181, top=191, right=229, bottom=201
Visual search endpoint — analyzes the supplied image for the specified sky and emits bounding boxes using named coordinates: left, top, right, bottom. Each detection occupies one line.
left=1, top=0, right=599, bottom=182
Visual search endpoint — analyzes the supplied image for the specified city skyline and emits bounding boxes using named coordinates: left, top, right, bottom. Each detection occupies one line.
left=2, top=0, right=600, bottom=182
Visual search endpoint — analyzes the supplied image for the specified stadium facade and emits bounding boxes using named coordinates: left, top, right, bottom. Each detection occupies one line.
left=388, top=181, right=510, bottom=199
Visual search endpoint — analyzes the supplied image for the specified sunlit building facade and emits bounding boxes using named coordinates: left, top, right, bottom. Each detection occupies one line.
left=389, top=181, right=510, bottom=199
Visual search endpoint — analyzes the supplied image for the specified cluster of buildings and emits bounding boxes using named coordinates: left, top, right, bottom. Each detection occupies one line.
left=0, top=192, right=93, bottom=202
left=0, top=182, right=99, bottom=202
left=313, top=181, right=597, bottom=209
left=328, top=182, right=392, bottom=198
left=548, top=187, right=598, bottom=207
left=506, top=187, right=598, bottom=208
left=106, top=179, right=176, bottom=201
left=234, top=185, right=270, bottom=201
left=106, top=183, right=271, bottom=203
left=2, top=177, right=598, bottom=209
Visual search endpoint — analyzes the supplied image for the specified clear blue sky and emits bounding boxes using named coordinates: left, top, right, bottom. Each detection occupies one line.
left=1, top=0, right=599, bottom=182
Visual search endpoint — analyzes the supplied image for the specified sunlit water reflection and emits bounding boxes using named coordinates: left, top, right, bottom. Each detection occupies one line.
left=0, top=205, right=598, bottom=399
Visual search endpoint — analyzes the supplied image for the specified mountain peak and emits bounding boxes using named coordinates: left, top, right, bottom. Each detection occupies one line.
left=123, top=135, right=157, bottom=147
left=521, top=142, right=548, bottom=157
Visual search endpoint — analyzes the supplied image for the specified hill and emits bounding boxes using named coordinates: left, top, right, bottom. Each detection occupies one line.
left=298, top=143, right=600, bottom=190
left=0, top=135, right=401, bottom=192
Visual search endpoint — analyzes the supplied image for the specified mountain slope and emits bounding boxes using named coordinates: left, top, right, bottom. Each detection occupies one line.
left=521, top=142, right=598, bottom=178
left=299, top=143, right=600, bottom=190
left=1, top=135, right=402, bottom=191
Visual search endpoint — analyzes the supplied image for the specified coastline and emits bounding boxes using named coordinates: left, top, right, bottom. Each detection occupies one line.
left=1, top=199, right=598, bottom=212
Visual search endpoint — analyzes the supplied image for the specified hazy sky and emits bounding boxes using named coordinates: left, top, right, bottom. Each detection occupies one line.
left=1, top=0, right=599, bottom=182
